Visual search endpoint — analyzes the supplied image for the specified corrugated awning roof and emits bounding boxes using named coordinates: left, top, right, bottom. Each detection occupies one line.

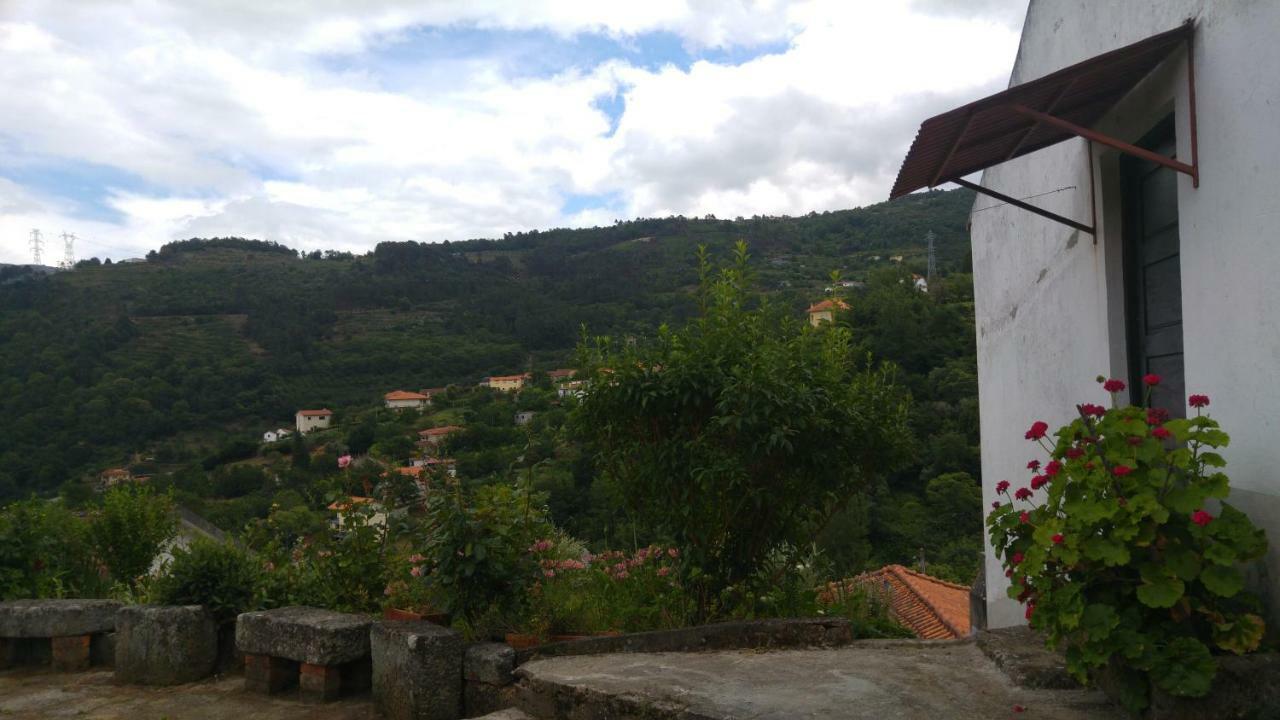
left=890, top=23, right=1193, bottom=199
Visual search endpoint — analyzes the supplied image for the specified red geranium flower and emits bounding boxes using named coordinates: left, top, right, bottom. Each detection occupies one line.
left=1025, top=421, right=1049, bottom=440
left=1051, top=533, right=1064, bottom=545
left=1147, top=407, right=1170, bottom=425
left=1065, top=447, right=1084, bottom=459
left=1153, top=426, right=1172, bottom=440
left=1019, top=511, right=1031, bottom=524
left=1189, top=394, right=1211, bottom=409
left=1011, top=552, right=1024, bottom=565
left=1143, top=373, right=1162, bottom=386
left=1030, top=475, right=1048, bottom=490
left=1014, top=487, right=1033, bottom=501
left=1103, top=378, right=1126, bottom=393
left=1112, top=465, right=1133, bottom=477
left=1025, top=603, right=1035, bottom=620
left=1027, top=460, right=1041, bottom=471
left=1191, top=509, right=1214, bottom=526
left=996, top=480, right=1010, bottom=494
left=991, top=501, right=1001, bottom=510
left=1080, top=403, right=1106, bottom=417
left=1044, top=460, right=1062, bottom=476
left=1005, top=568, right=1013, bottom=578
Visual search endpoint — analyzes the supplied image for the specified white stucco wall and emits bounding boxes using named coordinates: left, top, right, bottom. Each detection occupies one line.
left=973, top=0, right=1280, bottom=628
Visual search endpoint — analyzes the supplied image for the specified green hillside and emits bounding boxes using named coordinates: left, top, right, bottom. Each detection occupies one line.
left=0, top=188, right=974, bottom=500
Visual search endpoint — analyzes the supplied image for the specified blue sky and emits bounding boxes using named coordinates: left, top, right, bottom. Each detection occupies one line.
left=0, top=1, right=1026, bottom=263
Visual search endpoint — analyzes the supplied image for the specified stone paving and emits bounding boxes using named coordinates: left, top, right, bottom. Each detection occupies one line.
left=0, top=669, right=377, bottom=720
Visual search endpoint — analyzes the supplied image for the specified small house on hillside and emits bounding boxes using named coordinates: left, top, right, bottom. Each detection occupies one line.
left=96, top=468, right=135, bottom=492
left=547, top=369, right=576, bottom=381
left=557, top=380, right=586, bottom=400
left=295, top=408, right=333, bottom=434
left=263, top=428, right=292, bottom=443
left=911, top=274, right=929, bottom=293
left=418, top=425, right=462, bottom=446
left=890, top=3, right=1280, bottom=629
left=514, top=410, right=536, bottom=426
left=805, top=299, right=849, bottom=327
left=833, top=564, right=971, bottom=640
left=487, top=373, right=530, bottom=392
left=327, top=496, right=385, bottom=531
left=384, top=390, right=429, bottom=410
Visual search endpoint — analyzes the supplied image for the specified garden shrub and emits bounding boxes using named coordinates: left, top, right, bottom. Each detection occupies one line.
left=988, top=376, right=1268, bottom=713
left=89, top=485, right=177, bottom=589
left=151, top=538, right=261, bottom=622
left=575, top=242, right=912, bottom=616
left=0, top=499, right=103, bottom=600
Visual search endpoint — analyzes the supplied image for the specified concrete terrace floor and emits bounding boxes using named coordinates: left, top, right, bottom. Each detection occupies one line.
left=516, top=640, right=1125, bottom=720
left=0, top=668, right=378, bottom=720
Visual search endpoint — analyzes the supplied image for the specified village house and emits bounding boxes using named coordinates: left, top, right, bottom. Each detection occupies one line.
left=557, top=380, right=587, bottom=400
left=911, top=274, right=928, bottom=293
left=892, top=2, right=1280, bottom=629
left=546, top=368, right=576, bottom=382
left=487, top=373, right=531, bottom=392
left=295, top=408, right=333, bottom=434
left=514, top=410, right=536, bottom=426
left=383, top=390, right=429, bottom=410
left=327, top=496, right=385, bottom=531
left=96, top=467, right=134, bottom=492
left=833, top=564, right=971, bottom=640
left=418, top=425, right=462, bottom=447
left=805, top=299, right=849, bottom=327
left=262, top=428, right=292, bottom=444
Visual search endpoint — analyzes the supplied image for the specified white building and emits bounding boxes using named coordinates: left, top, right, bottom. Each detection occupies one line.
left=892, top=2, right=1280, bottom=628
left=514, top=410, right=536, bottom=426
left=295, top=408, right=333, bottom=434
left=262, top=428, right=291, bottom=443
left=384, top=390, right=429, bottom=410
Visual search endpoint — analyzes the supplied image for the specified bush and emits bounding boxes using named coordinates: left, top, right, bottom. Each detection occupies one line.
left=151, top=538, right=261, bottom=621
left=575, top=243, right=913, bottom=615
left=987, top=377, right=1267, bottom=713
left=0, top=499, right=103, bottom=600
left=89, top=485, right=177, bottom=589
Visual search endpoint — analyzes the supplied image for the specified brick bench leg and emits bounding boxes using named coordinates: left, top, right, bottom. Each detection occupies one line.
left=300, top=662, right=341, bottom=702
left=244, top=654, right=297, bottom=694
left=51, top=635, right=91, bottom=672
left=0, top=637, right=13, bottom=670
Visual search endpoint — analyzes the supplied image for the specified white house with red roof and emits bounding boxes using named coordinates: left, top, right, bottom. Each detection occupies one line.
left=295, top=408, right=333, bottom=434
left=384, top=390, right=429, bottom=409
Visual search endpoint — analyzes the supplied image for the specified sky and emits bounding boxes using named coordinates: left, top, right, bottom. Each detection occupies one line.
left=0, top=0, right=1027, bottom=264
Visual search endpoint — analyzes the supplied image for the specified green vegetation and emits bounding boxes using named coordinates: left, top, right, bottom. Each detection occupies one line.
left=989, top=379, right=1267, bottom=712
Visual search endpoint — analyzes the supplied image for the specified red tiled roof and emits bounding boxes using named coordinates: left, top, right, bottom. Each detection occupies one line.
left=841, top=564, right=971, bottom=640
left=100, top=468, right=131, bottom=478
left=297, top=408, right=333, bottom=417
left=395, top=466, right=425, bottom=477
left=806, top=299, right=850, bottom=314
left=385, top=390, right=429, bottom=401
left=547, top=369, right=577, bottom=379
left=489, top=373, right=531, bottom=382
left=418, top=425, right=462, bottom=438
left=327, top=496, right=375, bottom=511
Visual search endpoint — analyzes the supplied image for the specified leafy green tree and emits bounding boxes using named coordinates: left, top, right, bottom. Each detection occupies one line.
left=89, top=485, right=177, bottom=589
left=151, top=538, right=261, bottom=622
left=575, top=243, right=913, bottom=614
left=0, top=499, right=102, bottom=600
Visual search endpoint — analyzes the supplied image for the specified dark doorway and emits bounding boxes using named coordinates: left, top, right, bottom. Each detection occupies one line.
left=1121, top=116, right=1184, bottom=416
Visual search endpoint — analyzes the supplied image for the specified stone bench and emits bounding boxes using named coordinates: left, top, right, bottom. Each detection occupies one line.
left=115, top=605, right=219, bottom=685
left=0, top=599, right=121, bottom=672
left=236, top=606, right=372, bottom=702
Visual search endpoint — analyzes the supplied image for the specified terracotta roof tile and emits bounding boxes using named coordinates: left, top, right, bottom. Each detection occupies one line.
left=838, top=564, right=971, bottom=640
left=418, top=425, right=463, bottom=438
left=806, top=299, right=850, bottom=314
left=297, top=408, right=333, bottom=417
left=385, top=390, right=429, bottom=401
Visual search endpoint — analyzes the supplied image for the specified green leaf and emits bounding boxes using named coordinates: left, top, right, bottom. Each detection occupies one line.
left=1203, top=542, right=1238, bottom=566
left=1080, top=603, right=1119, bottom=642
left=1164, top=546, right=1201, bottom=581
left=1083, top=537, right=1130, bottom=566
left=1151, top=637, right=1216, bottom=698
left=1136, top=575, right=1184, bottom=608
left=1199, top=564, right=1244, bottom=598
left=1212, top=613, right=1265, bottom=655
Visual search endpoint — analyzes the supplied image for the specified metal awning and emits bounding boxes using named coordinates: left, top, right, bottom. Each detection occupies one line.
left=890, top=22, right=1198, bottom=235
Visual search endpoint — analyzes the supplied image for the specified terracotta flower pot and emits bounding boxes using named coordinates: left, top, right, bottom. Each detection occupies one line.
left=384, top=608, right=450, bottom=625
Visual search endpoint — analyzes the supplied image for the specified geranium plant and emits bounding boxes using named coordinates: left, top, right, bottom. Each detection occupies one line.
left=987, top=376, right=1268, bottom=713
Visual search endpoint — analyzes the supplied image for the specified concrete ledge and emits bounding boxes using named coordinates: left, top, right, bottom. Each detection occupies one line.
left=115, top=605, right=219, bottom=685
left=515, top=617, right=855, bottom=664
left=0, top=600, right=121, bottom=638
left=975, top=626, right=1080, bottom=689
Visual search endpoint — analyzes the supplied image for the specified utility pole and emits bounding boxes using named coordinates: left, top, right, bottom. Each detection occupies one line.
left=925, top=230, right=937, bottom=282
left=29, top=229, right=44, bottom=265
left=59, top=232, right=76, bottom=269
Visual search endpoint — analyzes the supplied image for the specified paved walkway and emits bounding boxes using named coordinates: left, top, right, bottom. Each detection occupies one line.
left=516, top=640, right=1124, bottom=720
left=0, top=669, right=377, bottom=720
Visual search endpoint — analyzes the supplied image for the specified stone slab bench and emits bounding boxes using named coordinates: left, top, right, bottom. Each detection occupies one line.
left=0, top=599, right=121, bottom=672
left=236, top=606, right=371, bottom=702
left=115, top=605, right=219, bottom=685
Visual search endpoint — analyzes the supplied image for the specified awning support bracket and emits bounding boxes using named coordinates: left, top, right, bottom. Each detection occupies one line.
left=1007, top=104, right=1197, bottom=180
left=952, top=177, right=1095, bottom=235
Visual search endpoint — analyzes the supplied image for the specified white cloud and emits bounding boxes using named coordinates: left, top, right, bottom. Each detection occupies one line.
left=0, top=0, right=1025, bottom=263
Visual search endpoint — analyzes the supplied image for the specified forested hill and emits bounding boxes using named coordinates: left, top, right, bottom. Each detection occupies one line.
left=0, top=188, right=974, bottom=499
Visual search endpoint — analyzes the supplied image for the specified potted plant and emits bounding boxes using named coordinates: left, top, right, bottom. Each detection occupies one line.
left=383, top=554, right=449, bottom=625
left=987, top=375, right=1268, bottom=714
